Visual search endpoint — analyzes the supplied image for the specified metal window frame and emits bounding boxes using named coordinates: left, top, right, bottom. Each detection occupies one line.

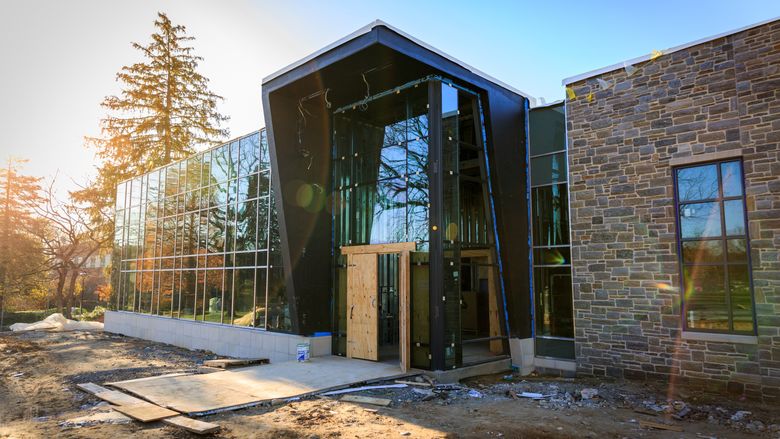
left=672, top=158, right=757, bottom=335
left=114, top=130, right=274, bottom=331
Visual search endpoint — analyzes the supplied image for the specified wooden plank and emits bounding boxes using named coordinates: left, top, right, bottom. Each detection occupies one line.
left=347, top=253, right=378, bottom=361
left=399, top=250, right=410, bottom=373
left=163, top=416, right=220, bottom=435
left=486, top=251, right=502, bottom=354
left=77, top=382, right=109, bottom=395
left=203, top=358, right=269, bottom=369
left=340, top=242, right=416, bottom=255
left=114, top=403, right=179, bottom=422
left=639, top=420, right=683, bottom=432
left=95, top=390, right=148, bottom=406
left=340, top=395, right=391, bottom=406
left=394, top=380, right=430, bottom=387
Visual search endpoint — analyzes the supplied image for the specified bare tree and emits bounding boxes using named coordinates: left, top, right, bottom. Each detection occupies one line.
left=31, top=179, right=111, bottom=318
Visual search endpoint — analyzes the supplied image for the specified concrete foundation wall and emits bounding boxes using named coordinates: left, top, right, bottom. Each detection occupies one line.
left=105, top=311, right=331, bottom=363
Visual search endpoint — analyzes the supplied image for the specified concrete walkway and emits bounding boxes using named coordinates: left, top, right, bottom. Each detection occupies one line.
left=107, top=356, right=405, bottom=415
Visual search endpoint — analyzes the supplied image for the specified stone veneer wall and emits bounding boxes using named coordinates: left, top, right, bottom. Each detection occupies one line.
left=565, top=19, right=780, bottom=402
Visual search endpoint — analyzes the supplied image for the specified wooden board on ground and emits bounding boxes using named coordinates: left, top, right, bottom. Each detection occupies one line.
left=203, top=358, right=269, bottom=369
left=77, top=382, right=110, bottom=395
left=95, top=390, right=148, bottom=406
left=163, top=416, right=220, bottom=435
left=340, top=395, right=391, bottom=406
left=114, top=403, right=179, bottom=422
left=108, top=356, right=407, bottom=415
left=639, top=420, right=683, bottom=432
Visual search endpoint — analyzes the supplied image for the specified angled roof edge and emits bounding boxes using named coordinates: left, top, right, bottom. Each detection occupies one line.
left=562, top=16, right=780, bottom=86
left=261, top=19, right=536, bottom=105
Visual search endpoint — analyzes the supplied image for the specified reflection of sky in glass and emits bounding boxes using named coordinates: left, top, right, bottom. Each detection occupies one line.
left=721, top=161, right=743, bottom=197
left=677, top=164, right=718, bottom=201
left=680, top=202, right=721, bottom=238
left=442, top=83, right=458, bottom=116
left=370, top=179, right=407, bottom=244
left=724, top=199, right=745, bottom=235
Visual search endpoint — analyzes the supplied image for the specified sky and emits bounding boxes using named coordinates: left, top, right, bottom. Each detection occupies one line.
left=2, top=0, right=779, bottom=195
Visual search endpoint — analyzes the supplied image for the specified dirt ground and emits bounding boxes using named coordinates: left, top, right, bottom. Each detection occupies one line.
left=1, top=330, right=778, bottom=439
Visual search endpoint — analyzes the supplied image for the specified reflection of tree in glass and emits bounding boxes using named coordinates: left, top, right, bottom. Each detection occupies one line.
left=677, top=165, right=718, bottom=201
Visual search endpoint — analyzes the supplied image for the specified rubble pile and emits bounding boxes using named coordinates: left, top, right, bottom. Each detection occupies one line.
left=323, top=374, right=780, bottom=435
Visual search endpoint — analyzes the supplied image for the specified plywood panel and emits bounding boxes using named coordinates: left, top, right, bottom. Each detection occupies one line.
left=114, top=403, right=179, bottom=422
left=399, top=250, right=410, bottom=372
left=109, top=356, right=404, bottom=415
left=341, top=242, right=416, bottom=255
left=163, top=416, right=221, bottom=434
left=347, top=253, right=378, bottom=361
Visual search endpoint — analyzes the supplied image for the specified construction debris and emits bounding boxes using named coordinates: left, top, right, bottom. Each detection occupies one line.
left=10, top=313, right=103, bottom=332
left=203, top=358, right=269, bottom=368
left=321, top=383, right=407, bottom=396
left=394, top=379, right=431, bottom=387
left=59, top=410, right=132, bottom=428
left=639, top=420, right=683, bottom=432
left=340, top=395, right=392, bottom=407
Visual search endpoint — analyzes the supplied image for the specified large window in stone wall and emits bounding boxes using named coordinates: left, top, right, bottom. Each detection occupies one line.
left=674, top=160, right=755, bottom=334
left=112, top=130, right=291, bottom=332
left=530, top=103, right=574, bottom=360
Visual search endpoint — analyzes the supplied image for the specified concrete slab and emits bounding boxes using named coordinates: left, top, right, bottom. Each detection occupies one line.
left=107, top=356, right=405, bottom=415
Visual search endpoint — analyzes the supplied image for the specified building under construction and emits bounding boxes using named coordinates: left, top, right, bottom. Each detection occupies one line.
left=107, top=18, right=780, bottom=401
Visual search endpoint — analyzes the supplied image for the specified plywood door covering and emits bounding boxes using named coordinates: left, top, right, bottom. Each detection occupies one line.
left=347, top=253, right=379, bottom=361
left=343, top=242, right=414, bottom=371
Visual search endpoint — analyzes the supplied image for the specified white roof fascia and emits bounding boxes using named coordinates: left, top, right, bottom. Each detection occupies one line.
left=262, top=20, right=536, bottom=105
left=562, top=16, right=780, bottom=85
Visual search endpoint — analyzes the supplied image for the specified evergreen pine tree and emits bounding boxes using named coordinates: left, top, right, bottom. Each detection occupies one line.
left=74, top=12, right=229, bottom=223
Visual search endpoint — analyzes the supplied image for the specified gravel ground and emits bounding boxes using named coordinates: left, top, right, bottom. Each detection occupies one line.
left=1, top=330, right=778, bottom=439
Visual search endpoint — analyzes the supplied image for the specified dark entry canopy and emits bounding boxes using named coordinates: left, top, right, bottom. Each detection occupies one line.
left=261, top=21, right=534, bottom=340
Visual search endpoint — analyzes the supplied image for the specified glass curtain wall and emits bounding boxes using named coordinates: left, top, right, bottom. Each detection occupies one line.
left=331, top=77, right=504, bottom=369
left=530, top=103, right=575, bottom=359
left=332, top=81, right=430, bottom=365
left=112, top=130, right=291, bottom=332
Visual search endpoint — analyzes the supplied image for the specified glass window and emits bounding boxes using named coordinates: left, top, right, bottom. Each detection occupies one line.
left=259, top=129, right=270, bottom=168
left=239, top=133, right=260, bottom=176
left=203, top=269, right=223, bottom=323
left=235, top=199, right=257, bottom=251
left=530, top=153, right=567, bottom=186
left=232, top=268, right=255, bottom=326
left=186, top=156, right=201, bottom=191
left=266, top=265, right=291, bottom=332
left=675, top=160, right=754, bottom=334
left=677, top=164, right=718, bottom=201
left=721, top=161, right=743, bottom=197
left=534, top=266, right=574, bottom=337
left=212, top=145, right=229, bottom=183
left=229, top=141, right=239, bottom=180
left=529, top=105, right=566, bottom=155
left=679, top=202, right=722, bottom=238
left=532, top=184, right=569, bottom=247
left=530, top=103, right=574, bottom=360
